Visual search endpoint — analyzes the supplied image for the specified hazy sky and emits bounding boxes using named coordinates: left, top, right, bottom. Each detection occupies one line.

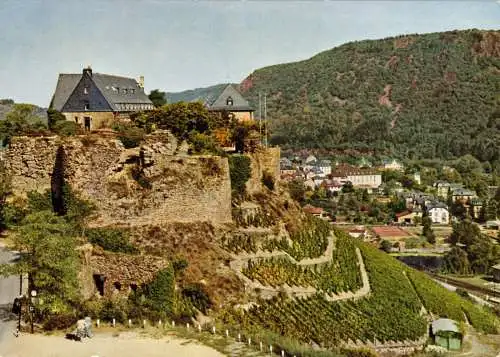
left=0, top=0, right=499, bottom=107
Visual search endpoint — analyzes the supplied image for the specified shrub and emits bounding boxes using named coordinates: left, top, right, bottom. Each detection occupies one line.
left=43, top=313, right=77, bottom=331
left=99, top=299, right=127, bottom=323
left=182, top=283, right=212, bottom=314
left=228, top=155, right=251, bottom=197
left=113, top=124, right=145, bottom=149
left=145, top=266, right=175, bottom=318
left=261, top=170, right=275, bottom=190
left=52, top=120, right=80, bottom=136
left=86, top=228, right=139, bottom=254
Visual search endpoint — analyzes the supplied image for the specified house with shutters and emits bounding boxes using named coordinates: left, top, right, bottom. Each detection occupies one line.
left=50, top=66, right=154, bottom=131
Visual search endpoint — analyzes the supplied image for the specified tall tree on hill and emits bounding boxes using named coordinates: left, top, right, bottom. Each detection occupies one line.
left=148, top=89, right=167, bottom=108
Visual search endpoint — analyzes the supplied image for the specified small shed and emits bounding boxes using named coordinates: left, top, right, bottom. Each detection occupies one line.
left=431, top=318, right=462, bottom=350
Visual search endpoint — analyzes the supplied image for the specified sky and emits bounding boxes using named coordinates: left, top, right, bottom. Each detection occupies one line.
left=0, top=0, right=499, bottom=107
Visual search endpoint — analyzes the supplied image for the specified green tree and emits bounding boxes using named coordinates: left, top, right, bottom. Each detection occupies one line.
left=380, top=240, right=392, bottom=253
left=46, top=108, right=78, bottom=136
left=0, top=104, right=46, bottom=145
left=443, top=247, right=470, bottom=275
left=228, top=155, right=251, bottom=198
left=288, top=179, right=305, bottom=203
left=422, top=216, right=436, bottom=244
left=148, top=89, right=167, bottom=108
left=145, top=266, right=175, bottom=317
left=342, top=181, right=354, bottom=193
left=0, top=211, right=80, bottom=311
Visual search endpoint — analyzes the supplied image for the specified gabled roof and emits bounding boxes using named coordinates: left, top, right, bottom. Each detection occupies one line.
left=206, top=84, right=253, bottom=112
left=51, top=74, right=81, bottom=111
left=51, top=71, right=152, bottom=112
left=92, top=74, right=152, bottom=109
left=431, top=319, right=460, bottom=334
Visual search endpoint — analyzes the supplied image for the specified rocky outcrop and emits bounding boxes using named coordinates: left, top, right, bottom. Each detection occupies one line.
left=4, top=131, right=232, bottom=225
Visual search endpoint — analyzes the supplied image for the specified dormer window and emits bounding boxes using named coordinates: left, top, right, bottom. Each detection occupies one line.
left=83, top=87, right=89, bottom=95
left=226, top=96, right=233, bottom=106
left=123, top=88, right=128, bottom=94
left=84, top=102, right=89, bottom=111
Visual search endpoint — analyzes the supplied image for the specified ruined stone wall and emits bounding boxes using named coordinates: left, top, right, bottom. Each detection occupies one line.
left=245, top=147, right=280, bottom=194
left=90, top=249, right=169, bottom=297
left=4, top=131, right=232, bottom=225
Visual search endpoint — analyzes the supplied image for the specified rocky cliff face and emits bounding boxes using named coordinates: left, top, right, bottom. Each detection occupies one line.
left=4, top=131, right=232, bottom=225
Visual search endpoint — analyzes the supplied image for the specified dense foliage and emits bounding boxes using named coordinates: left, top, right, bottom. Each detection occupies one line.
left=86, top=228, right=139, bottom=254
left=238, top=30, right=500, bottom=169
left=444, top=219, right=500, bottom=274
left=228, top=154, right=251, bottom=197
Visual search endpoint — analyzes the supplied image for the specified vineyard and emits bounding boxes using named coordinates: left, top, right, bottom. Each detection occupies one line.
left=221, top=215, right=330, bottom=260
left=242, top=234, right=361, bottom=294
left=406, top=268, right=499, bottom=334
left=227, top=237, right=428, bottom=347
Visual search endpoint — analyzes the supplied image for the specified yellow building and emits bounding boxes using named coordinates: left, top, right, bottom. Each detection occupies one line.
left=50, top=66, right=154, bottom=131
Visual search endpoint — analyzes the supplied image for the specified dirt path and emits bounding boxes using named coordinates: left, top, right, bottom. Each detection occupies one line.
left=0, top=331, right=226, bottom=357
left=230, top=233, right=371, bottom=303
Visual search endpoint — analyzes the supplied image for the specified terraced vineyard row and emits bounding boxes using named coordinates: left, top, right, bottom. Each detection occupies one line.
left=233, top=236, right=428, bottom=347
left=406, top=268, right=499, bottom=334
left=242, top=234, right=361, bottom=294
left=222, top=215, right=330, bottom=260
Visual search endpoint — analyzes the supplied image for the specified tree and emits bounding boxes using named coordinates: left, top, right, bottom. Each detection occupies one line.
left=288, top=179, right=305, bottom=203
left=342, top=181, right=354, bottom=193
left=0, top=104, right=46, bottom=145
left=444, top=247, right=470, bottom=275
left=0, top=211, right=80, bottom=312
left=380, top=240, right=392, bottom=253
left=134, top=102, right=218, bottom=140
left=148, top=89, right=167, bottom=108
left=231, top=124, right=248, bottom=153
left=448, top=219, right=500, bottom=274
left=422, top=216, right=436, bottom=244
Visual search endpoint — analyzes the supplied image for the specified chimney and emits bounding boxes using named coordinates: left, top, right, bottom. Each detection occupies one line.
left=83, top=65, right=92, bottom=77
left=138, top=75, right=144, bottom=89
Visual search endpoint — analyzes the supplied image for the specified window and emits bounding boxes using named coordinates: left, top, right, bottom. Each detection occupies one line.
left=84, top=101, right=89, bottom=111
left=226, top=96, right=233, bottom=106
left=83, top=87, right=88, bottom=94
left=123, top=88, right=128, bottom=94
left=130, top=88, right=135, bottom=94
left=74, top=116, right=78, bottom=123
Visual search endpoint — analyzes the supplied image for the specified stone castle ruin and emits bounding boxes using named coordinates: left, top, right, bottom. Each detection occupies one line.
left=2, top=131, right=279, bottom=298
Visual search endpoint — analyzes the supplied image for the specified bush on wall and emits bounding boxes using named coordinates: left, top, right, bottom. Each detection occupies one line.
left=228, top=154, right=251, bottom=198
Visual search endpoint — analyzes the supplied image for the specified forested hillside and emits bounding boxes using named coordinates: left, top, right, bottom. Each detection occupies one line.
left=238, top=29, right=499, bottom=164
